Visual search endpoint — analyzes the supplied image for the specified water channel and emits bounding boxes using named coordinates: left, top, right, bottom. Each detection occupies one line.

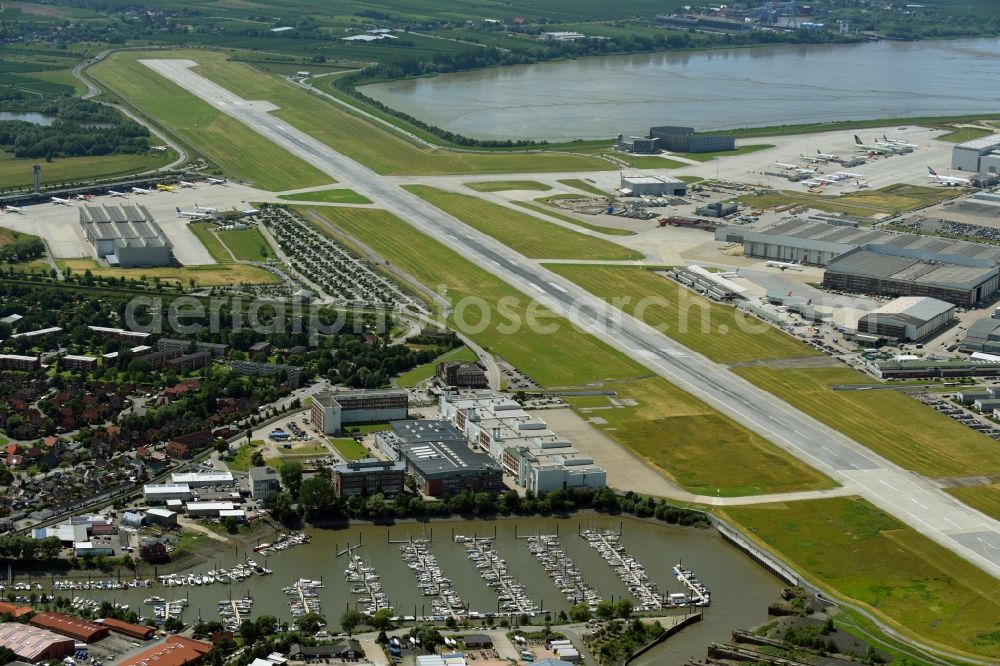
left=360, top=37, right=1000, bottom=140
left=0, top=111, right=55, bottom=125
left=37, top=516, right=782, bottom=662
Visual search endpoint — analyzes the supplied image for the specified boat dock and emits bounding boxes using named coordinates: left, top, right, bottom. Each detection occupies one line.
left=526, top=535, right=601, bottom=610
left=343, top=553, right=390, bottom=614
left=285, top=579, right=324, bottom=618
left=462, top=536, right=539, bottom=616
left=673, top=563, right=711, bottom=606
left=400, top=538, right=464, bottom=618
left=218, top=595, right=253, bottom=632
left=582, top=529, right=665, bottom=611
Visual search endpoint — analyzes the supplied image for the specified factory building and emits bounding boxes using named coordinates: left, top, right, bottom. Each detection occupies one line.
left=399, top=440, right=504, bottom=497
left=117, top=637, right=212, bottom=666
left=311, top=389, right=408, bottom=434
left=0, top=623, right=74, bottom=662
left=648, top=126, right=735, bottom=153
left=732, top=219, right=1000, bottom=268
left=619, top=174, right=686, bottom=197
left=668, top=265, right=746, bottom=301
left=960, top=316, right=1000, bottom=354
left=952, top=134, right=1000, bottom=172
left=143, top=483, right=192, bottom=504
left=331, top=458, right=406, bottom=497
left=79, top=204, right=173, bottom=268
left=514, top=446, right=607, bottom=494
left=823, top=245, right=999, bottom=306
left=856, top=297, right=956, bottom=342
left=375, top=419, right=470, bottom=460
left=615, top=134, right=660, bottom=155
left=96, top=618, right=156, bottom=640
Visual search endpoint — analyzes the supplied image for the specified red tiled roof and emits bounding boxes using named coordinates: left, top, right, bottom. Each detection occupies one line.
left=117, top=636, right=211, bottom=666
left=96, top=617, right=154, bottom=640
left=29, top=612, right=109, bottom=642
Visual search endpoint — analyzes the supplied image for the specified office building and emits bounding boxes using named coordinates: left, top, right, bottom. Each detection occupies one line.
left=399, top=440, right=504, bottom=497
left=331, top=458, right=406, bottom=497
left=437, top=360, right=489, bottom=389
left=79, top=204, right=173, bottom=268
left=248, top=466, right=281, bottom=500
left=311, top=389, right=408, bottom=434
left=857, top=297, right=956, bottom=342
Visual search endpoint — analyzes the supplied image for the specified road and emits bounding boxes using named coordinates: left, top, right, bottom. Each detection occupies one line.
left=138, top=58, right=1000, bottom=583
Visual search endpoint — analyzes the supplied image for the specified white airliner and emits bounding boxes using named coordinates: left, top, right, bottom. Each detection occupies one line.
left=178, top=181, right=196, bottom=188
left=108, top=190, right=127, bottom=198
left=773, top=162, right=797, bottom=169
left=883, top=134, right=918, bottom=149
left=795, top=168, right=818, bottom=175
left=927, top=167, right=971, bottom=187
left=854, top=135, right=895, bottom=155
left=206, top=177, right=227, bottom=185
left=3, top=205, right=24, bottom=213
left=132, top=187, right=152, bottom=195
left=176, top=207, right=210, bottom=219
left=766, top=260, right=803, bottom=271
left=816, top=150, right=840, bottom=160
left=194, top=203, right=218, bottom=213
left=241, top=207, right=260, bottom=215
left=834, top=172, right=864, bottom=179
left=52, top=197, right=73, bottom=206
left=800, top=154, right=825, bottom=164
left=801, top=179, right=826, bottom=187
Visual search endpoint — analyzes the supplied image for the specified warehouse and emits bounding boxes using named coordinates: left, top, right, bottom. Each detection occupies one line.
left=615, top=134, right=660, bottom=154
left=648, top=125, right=735, bottom=152
left=952, top=134, right=1000, bottom=172
left=79, top=204, right=173, bottom=268
left=619, top=174, right=686, bottom=197
left=145, top=508, right=178, bottom=527
left=857, top=297, right=956, bottom=341
left=823, top=245, right=999, bottom=306
left=185, top=501, right=235, bottom=517
left=97, top=617, right=155, bottom=640
left=727, top=219, right=1000, bottom=268
left=0, top=623, right=74, bottom=662
left=171, top=471, right=234, bottom=488
left=29, top=613, right=108, bottom=643
left=118, top=637, right=212, bottom=666
left=399, top=440, right=504, bottom=497
left=143, top=483, right=192, bottom=504
left=311, top=389, right=408, bottom=434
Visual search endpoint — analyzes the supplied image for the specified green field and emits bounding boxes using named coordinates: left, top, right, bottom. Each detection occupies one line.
left=935, top=126, right=995, bottom=143
left=226, top=442, right=262, bottom=472
left=733, top=366, right=1000, bottom=479
left=512, top=201, right=634, bottom=236
left=945, top=484, right=1000, bottom=521
left=404, top=186, right=641, bottom=260
left=277, top=189, right=372, bottom=204
left=0, top=152, right=173, bottom=191
left=188, top=222, right=231, bottom=262
left=738, top=184, right=957, bottom=219
left=151, top=50, right=609, bottom=176
left=218, top=227, right=274, bottom=261
left=557, top=179, right=608, bottom=196
left=0, top=226, right=39, bottom=249
left=298, top=205, right=831, bottom=495
left=722, top=497, right=1000, bottom=660
left=58, top=258, right=277, bottom=287
left=330, top=438, right=371, bottom=461
left=90, top=52, right=331, bottom=191
left=465, top=180, right=552, bottom=192
left=672, top=144, right=774, bottom=162
left=396, top=346, right=478, bottom=388
left=548, top=265, right=819, bottom=364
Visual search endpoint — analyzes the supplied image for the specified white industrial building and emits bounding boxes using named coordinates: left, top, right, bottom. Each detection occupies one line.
left=186, top=501, right=235, bottom=517
left=170, top=471, right=235, bottom=487
left=248, top=466, right=281, bottom=499
left=144, top=508, right=177, bottom=527
left=857, top=297, right=956, bottom=342
left=143, top=483, right=192, bottom=504
left=619, top=174, right=687, bottom=197
left=952, top=134, right=1000, bottom=173
left=79, top=204, right=173, bottom=268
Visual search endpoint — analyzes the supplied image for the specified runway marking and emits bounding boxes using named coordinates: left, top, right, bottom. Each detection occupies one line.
left=945, top=517, right=962, bottom=528
left=879, top=480, right=899, bottom=492
left=977, top=537, right=999, bottom=550
left=549, top=282, right=568, bottom=293
left=660, top=347, right=686, bottom=358
left=490, top=259, right=501, bottom=266
left=529, top=283, right=545, bottom=294
left=911, top=498, right=928, bottom=510
left=633, top=349, right=659, bottom=360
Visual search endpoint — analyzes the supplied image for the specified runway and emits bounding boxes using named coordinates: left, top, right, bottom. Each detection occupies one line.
left=140, top=58, right=1000, bottom=581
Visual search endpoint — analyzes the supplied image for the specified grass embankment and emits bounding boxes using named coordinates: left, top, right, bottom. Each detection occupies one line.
left=733, top=366, right=1000, bottom=479
left=935, top=127, right=994, bottom=143
left=547, top=265, right=818, bottom=364
left=722, top=497, right=1000, bottom=660
left=181, top=51, right=610, bottom=175
left=0, top=226, right=39, bottom=248
left=403, top=185, right=641, bottom=261
left=396, top=346, right=478, bottom=388
left=0, top=152, right=173, bottom=190
left=725, top=114, right=1000, bottom=139
left=277, top=189, right=372, bottom=204
left=90, top=52, right=331, bottom=191
left=217, top=227, right=274, bottom=261
left=298, top=204, right=832, bottom=496
left=330, top=438, right=369, bottom=462
left=738, top=184, right=955, bottom=219
left=945, top=485, right=1000, bottom=521
left=188, top=222, right=231, bottom=262
left=512, top=201, right=634, bottom=236
left=465, top=180, right=552, bottom=192
left=57, top=258, right=276, bottom=287
left=557, top=179, right=608, bottom=196
left=672, top=144, right=774, bottom=161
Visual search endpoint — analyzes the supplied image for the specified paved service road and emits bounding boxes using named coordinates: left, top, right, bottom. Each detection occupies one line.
left=140, top=59, right=1000, bottom=581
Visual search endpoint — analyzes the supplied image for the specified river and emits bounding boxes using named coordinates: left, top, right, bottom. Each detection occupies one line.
left=360, top=37, right=1000, bottom=141
left=35, top=516, right=781, bottom=662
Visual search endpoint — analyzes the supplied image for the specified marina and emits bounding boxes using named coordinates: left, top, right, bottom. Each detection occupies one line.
left=286, top=579, right=323, bottom=618
left=462, top=535, right=539, bottom=617
left=343, top=553, right=390, bottom=614
left=218, top=594, right=254, bottom=631
left=400, top=538, right=465, bottom=619
left=525, top=534, right=602, bottom=611
left=583, top=529, right=668, bottom=611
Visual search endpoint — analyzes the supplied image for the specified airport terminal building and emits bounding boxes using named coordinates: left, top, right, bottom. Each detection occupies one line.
left=952, top=134, right=1000, bottom=173
left=79, top=204, right=173, bottom=268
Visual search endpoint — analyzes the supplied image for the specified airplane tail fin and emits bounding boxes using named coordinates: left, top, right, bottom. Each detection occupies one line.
left=928, top=166, right=938, bottom=177
left=854, top=135, right=861, bottom=144
left=176, top=207, right=181, bottom=213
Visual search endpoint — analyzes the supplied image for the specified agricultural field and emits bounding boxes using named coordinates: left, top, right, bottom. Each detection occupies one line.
left=548, top=265, right=819, bottom=363
left=277, top=189, right=372, bottom=204
left=298, top=204, right=831, bottom=495
left=0, top=151, right=173, bottom=191
left=217, top=227, right=275, bottom=261
left=512, top=201, right=634, bottom=236
left=396, top=346, right=478, bottom=388
left=945, top=484, right=1000, bottom=521
left=738, top=184, right=956, bottom=219
left=57, top=258, right=277, bottom=288
left=465, top=180, right=552, bottom=192
left=722, top=497, right=1000, bottom=660
left=90, top=52, right=331, bottom=191
left=733, top=366, right=1000, bottom=479
left=0, top=54, right=79, bottom=96
left=404, top=186, right=641, bottom=260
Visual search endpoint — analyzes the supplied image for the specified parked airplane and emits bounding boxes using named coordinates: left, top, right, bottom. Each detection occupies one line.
left=2, top=205, right=24, bottom=213
left=816, top=150, right=840, bottom=161
left=156, top=183, right=176, bottom=192
left=766, top=260, right=803, bottom=271
left=883, top=134, right=918, bottom=149
left=800, top=154, right=825, bottom=164
left=874, top=138, right=912, bottom=154
left=927, top=167, right=972, bottom=187
left=108, top=190, right=127, bottom=198
left=131, top=186, right=152, bottom=195
left=854, top=135, right=895, bottom=155
left=52, top=197, right=74, bottom=205
left=194, top=203, right=218, bottom=213
left=834, top=172, right=864, bottom=179
left=178, top=181, right=196, bottom=188
left=240, top=207, right=260, bottom=215
left=74, top=194, right=91, bottom=200
left=176, top=207, right=209, bottom=219
left=206, top=177, right=227, bottom=184
left=801, top=179, right=826, bottom=187
left=855, top=180, right=870, bottom=189
left=151, top=145, right=167, bottom=152
left=773, top=162, right=797, bottom=169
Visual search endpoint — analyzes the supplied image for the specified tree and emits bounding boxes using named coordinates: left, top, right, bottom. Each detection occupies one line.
left=223, top=516, right=239, bottom=534
left=616, top=598, right=634, bottom=619
left=298, top=476, right=339, bottom=519
left=569, top=602, right=591, bottom=623
left=294, top=612, right=326, bottom=635
left=595, top=600, right=615, bottom=621
left=279, top=460, right=303, bottom=497
left=214, top=440, right=229, bottom=455
left=263, top=491, right=299, bottom=527
left=369, top=608, right=393, bottom=631
left=340, top=609, right=364, bottom=636
left=250, top=450, right=265, bottom=467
